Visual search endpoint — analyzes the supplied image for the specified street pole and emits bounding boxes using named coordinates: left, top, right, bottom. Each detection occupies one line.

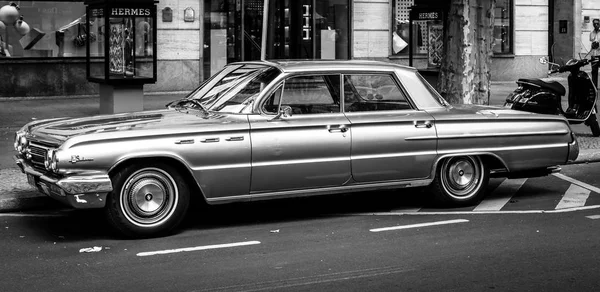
left=261, top=0, right=268, bottom=60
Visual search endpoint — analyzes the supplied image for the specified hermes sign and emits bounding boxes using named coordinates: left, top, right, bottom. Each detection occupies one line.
left=110, top=8, right=152, bottom=17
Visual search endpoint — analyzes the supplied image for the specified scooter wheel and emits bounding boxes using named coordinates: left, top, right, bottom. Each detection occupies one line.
left=587, top=114, right=600, bottom=137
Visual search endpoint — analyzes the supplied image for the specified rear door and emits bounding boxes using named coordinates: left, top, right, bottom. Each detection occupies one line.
left=342, top=73, right=437, bottom=182
left=249, top=74, right=352, bottom=192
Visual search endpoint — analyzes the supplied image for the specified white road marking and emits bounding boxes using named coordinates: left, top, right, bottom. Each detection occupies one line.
left=0, top=213, right=64, bottom=217
left=370, top=219, right=469, bottom=232
left=586, top=215, right=600, bottom=220
left=474, top=178, right=526, bottom=211
left=388, top=207, right=421, bottom=213
left=556, top=184, right=590, bottom=209
left=553, top=173, right=600, bottom=194
left=349, top=205, right=600, bottom=216
left=136, top=241, right=261, bottom=257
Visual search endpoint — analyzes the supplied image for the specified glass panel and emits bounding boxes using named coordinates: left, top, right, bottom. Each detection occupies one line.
left=107, top=14, right=153, bottom=80
left=392, top=0, right=413, bottom=56
left=268, top=0, right=349, bottom=60
left=493, top=0, right=511, bottom=54
left=133, top=17, right=153, bottom=78
left=89, top=7, right=105, bottom=79
left=314, top=0, right=349, bottom=59
left=191, top=64, right=280, bottom=114
left=344, top=74, right=411, bottom=112
left=108, top=17, right=127, bottom=77
left=0, top=1, right=86, bottom=58
left=281, top=75, right=340, bottom=115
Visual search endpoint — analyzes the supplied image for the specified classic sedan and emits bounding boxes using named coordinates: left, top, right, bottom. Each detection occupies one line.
left=14, top=60, right=579, bottom=237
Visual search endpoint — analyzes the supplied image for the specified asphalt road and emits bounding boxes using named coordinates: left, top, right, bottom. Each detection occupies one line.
left=1, top=163, right=600, bottom=292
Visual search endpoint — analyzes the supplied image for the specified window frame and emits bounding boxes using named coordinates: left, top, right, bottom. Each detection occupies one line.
left=341, top=72, right=416, bottom=113
left=260, top=73, right=343, bottom=116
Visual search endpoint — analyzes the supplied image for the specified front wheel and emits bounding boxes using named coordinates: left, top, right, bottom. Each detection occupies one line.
left=105, top=162, right=190, bottom=238
left=429, top=156, right=489, bottom=206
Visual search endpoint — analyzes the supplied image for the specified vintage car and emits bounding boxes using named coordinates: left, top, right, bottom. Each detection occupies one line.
left=14, top=60, right=579, bottom=237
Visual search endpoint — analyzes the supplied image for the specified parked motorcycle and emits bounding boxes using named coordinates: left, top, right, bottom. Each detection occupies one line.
left=504, top=56, right=600, bottom=137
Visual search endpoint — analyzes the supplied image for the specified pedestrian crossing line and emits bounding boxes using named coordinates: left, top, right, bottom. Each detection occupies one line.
left=553, top=173, right=600, bottom=194
left=555, top=184, right=591, bottom=209
left=473, top=178, right=527, bottom=211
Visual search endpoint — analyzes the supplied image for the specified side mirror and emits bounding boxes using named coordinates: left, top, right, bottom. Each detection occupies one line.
left=269, top=105, right=293, bottom=121
left=539, top=56, right=549, bottom=64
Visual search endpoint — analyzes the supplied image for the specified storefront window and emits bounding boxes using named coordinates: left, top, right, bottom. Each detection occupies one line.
left=493, top=0, right=512, bottom=54
left=392, top=0, right=513, bottom=57
left=0, top=1, right=86, bottom=58
left=204, top=0, right=349, bottom=81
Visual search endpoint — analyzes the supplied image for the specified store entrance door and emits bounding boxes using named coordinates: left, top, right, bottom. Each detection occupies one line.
left=203, top=0, right=349, bottom=80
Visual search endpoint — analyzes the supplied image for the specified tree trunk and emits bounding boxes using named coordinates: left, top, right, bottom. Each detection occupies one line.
left=438, top=0, right=496, bottom=105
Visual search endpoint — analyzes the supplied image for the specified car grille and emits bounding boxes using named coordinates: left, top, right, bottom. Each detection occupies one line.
left=28, top=142, right=52, bottom=171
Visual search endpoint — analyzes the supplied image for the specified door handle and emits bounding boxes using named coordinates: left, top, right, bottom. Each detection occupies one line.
left=201, top=138, right=220, bottom=143
left=225, top=136, right=244, bottom=142
left=174, top=139, right=195, bottom=145
left=328, top=125, right=348, bottom=133
left=414, top=121, right=433, bottom=128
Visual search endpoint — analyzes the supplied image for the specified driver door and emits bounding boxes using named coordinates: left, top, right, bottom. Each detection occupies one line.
left=249, top=74, right=352, bottom=193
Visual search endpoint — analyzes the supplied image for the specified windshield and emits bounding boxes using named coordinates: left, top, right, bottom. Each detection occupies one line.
left=186, top=64, right=281, bottom=114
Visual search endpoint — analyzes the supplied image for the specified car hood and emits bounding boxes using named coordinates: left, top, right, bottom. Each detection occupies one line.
left=25, top=109, right=248, bottom=146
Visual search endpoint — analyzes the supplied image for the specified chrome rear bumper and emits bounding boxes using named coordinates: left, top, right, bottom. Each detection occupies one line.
left=567, top=137, right=579, bottom=163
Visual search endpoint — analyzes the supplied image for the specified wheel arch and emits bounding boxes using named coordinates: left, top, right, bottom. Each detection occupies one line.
left=430, top=152, right=508, bottom=179
left=108, top=155, right=207, bottom=204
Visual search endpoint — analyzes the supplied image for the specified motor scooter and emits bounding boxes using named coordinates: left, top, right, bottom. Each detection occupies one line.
left=503, top=56, right=600, bottom=137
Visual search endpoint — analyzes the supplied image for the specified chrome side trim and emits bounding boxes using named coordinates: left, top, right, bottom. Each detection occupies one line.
left=437, top=143, right=566, bottom=155
left=404, top=136, right=438, bottom=141
left=436, top=130, right=569, bottom=140
left=351, top=151, right=437, bottom=161
left=206, top=179, right=433, bottom=204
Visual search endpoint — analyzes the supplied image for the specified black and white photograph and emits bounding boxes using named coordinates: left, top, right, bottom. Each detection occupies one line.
left=1, top=0, right=600, bottom=291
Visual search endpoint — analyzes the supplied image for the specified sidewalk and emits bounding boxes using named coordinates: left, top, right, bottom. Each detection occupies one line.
left=1, top=81, right=599, bottom=212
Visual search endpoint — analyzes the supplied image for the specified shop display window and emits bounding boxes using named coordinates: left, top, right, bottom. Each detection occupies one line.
left=86, top=3, right=157, bottom=84
left=0, top=1, right=87, bottom=58
left=493, top=0, right=512, bottom=54
left=392, top=0, right=513, bottom=57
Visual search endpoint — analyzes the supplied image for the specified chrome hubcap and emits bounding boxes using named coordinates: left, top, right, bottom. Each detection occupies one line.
left=120, top=168, right=178, bottom=227
left=441, top=157, right=481, bottom=198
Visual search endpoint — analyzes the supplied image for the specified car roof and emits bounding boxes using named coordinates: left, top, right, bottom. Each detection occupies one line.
left=228, top=59, right=416, bottom=74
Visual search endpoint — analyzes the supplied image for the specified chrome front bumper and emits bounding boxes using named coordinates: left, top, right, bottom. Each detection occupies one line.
left=15, top=156, right=113, bottom=209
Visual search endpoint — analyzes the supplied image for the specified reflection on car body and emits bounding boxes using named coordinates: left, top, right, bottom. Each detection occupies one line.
left=13, top=60, right=579, bottom=237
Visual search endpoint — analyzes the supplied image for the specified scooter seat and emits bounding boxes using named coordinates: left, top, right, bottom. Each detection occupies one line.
left=518, top=78, right=566, bottom=96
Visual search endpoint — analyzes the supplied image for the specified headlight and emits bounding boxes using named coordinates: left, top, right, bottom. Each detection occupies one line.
left=45, top=149, right=54, bottom=170
left=50, top=151, right=59, bottom=172
left=14, top=132, right=28, bottom=153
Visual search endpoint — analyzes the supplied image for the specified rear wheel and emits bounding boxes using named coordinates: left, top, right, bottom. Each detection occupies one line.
left=430, top=156, right=489, bottom=206
left=105, top=162, right=190, bottom=238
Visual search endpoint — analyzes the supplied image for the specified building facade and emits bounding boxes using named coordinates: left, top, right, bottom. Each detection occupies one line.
left=0, top=0, right=582, bottom=98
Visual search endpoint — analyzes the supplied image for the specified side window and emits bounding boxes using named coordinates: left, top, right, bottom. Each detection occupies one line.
left=344, top=74, right=411, bottom=112
left=263, top=86, right=283, bottom=114
left=280, top=75, right=341, bottom=115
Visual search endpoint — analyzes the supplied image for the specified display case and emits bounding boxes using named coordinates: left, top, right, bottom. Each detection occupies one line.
left=85, top=0, right=157, bottom=85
